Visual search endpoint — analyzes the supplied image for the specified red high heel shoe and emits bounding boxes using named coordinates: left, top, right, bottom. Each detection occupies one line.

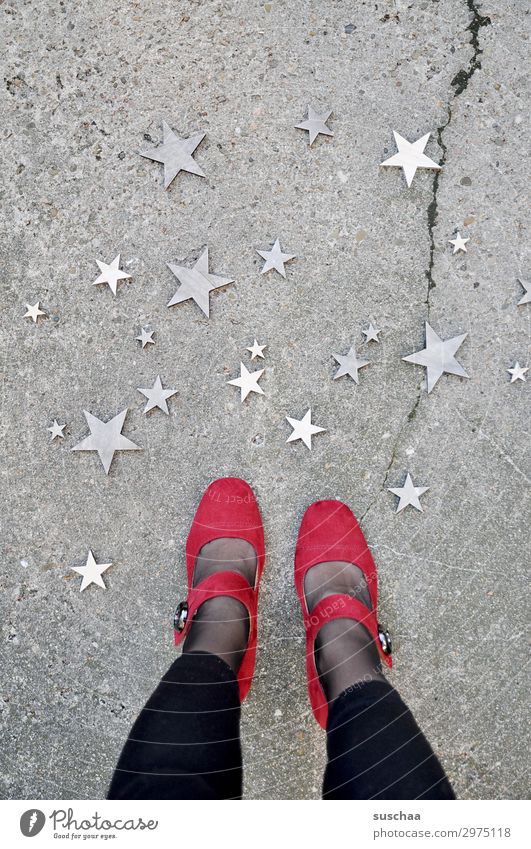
left=295, top=499, right=392, bottom=728
left=173, top=477, right=265, bottom=702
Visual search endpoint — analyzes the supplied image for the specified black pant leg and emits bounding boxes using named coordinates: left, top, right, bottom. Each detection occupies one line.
left=323, top=680, right=455, bottom=800
left=107, top=651, right=242, bottom=800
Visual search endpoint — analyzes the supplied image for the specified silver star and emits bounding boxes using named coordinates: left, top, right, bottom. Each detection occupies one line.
left=257, top=238, right=296, bottom=277
left=24, top=302, right=46, bottom=322
left=228, top=362, right=265, bottom=402
left=140, top=120, right=206, bottom=189
left=247, top=339, right=267, bottom=360
left=388, top=473, right=429, bottom=513
left=136, top=327, right=155, bottom=348
left=167, top=248, right=234, bottom=317
left=333, top=344, right=370, bottom=384
left=403, top=322, right=469, bottom=394
left=363, top=323, right=380, bottom=343
left=380, top=131, right=441, bottom=187
left=72, top=550, right=112, bottom=592
left=92, top=255, right=132, bottom=296
left=71, top=409, right=141, bottom=474
left=449, top=232, right=469, bottom=254
left=48, top=420, right=66, bottom=440
left=295, top=106, right=333, bottom=146
left=517, top=278, right=531, bottom=306
left=286, top=408, right=326, bottom=450
left=507, top=362, right=528, bottom=383
left=137, top=375, right=178, bottom=414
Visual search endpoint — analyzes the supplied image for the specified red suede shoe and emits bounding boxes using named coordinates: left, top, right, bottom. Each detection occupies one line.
left=295, top=499, right=392, bottom=728
left=173, top=477, right=265, bottom=702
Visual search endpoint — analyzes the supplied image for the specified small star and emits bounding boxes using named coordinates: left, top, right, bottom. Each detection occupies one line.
left=47, top=420, right=66, bottom=440
left=167, top=247, right=234, bottom=317
left=257, top=238, right=296, bottom=278
left=333, top=344, right=370, bottom=384
left=139, top=120, right=206, bottom=189
left=71, top=550, right=112, bottom=592
left=228, top=362, right=265, bottom=402
left=24, top=302, right=46, bottom=323
left=286, top=409, right=326, bottom=450
left=295, top=106, right=333, bottom=146
left=380, top=131, right=441, bottom=187
left=507, top=362, right=528, bottom=383
left=517, top=278, right=531, bottom=306
left=388, top=473, right=429, bottom=513
left=403, top=321, right=468, bottom=394
left=137, top=375, right=178, bottom=414
left=449, top=232, right=469, bottom=254
left=71, top=409, right=141, bottom=474
left=247, top=339, right=267, bottom=360
left=136, top=328, right=155, bottom=348
left=92, top=255, right=131, bottom=296
left=363, top=323, right=380, bottom=343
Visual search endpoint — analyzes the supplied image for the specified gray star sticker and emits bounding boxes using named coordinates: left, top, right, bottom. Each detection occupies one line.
left=295, top=106, right=333, bottom=146
left=256, top=238, right=296, bottom=277
left=517, top=278, right=531, bottom=306
left=72, top=409, right=141, bottom=474
left=403, top=322, right=468, bottom=394
left=48, top=419, right=66, bottom=440
left=333, top=344, right=370, bottom=383
left=136, top=327, right=155, bottom=348
left=380, top=131, right=441, bottom=187
left=140, top=120, right=206, bottom=189
left=388, top=473, right=429, bottom=513
left=167, top=248, right=234, bottom=317
left=137, top=375, right=178, bottom=414
left=363, top=323, right=380, bottom=343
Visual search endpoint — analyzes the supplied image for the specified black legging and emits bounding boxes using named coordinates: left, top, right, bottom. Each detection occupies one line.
left=107, top=651, right=455, bottom=800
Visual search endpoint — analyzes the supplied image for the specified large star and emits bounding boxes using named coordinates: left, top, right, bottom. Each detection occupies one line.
left=137, top=375, right=178, bottom=414
left=380, top=131, right=441, bottom=187
left=227, top=362, right=265, bottom=402
left=403, top=322, right=468, bottom=393
left=332, top=344, right=370, bottom=383
left=295, top=106, right=333, bottom=146
left=286, top=408, right=326, bottom=450
left=71, top=550, right=112, bottom=592
left=256, top=238, right=296, bottom=277
left=71, top=409, right=141, bottom=474
left=517, top=278, right=531, bottom=306
left=388, top=473, right=429, bottom=513
left=140, top=120, right=206, bottom=189
left=167, top=248, right=234, bottom=317
left=92, top=255, right=131, bottom=296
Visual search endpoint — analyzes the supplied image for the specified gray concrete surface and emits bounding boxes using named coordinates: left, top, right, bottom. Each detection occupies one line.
left=0, top=0, right=529, bottom=800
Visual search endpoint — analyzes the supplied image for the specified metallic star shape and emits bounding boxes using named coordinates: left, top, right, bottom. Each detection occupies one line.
left=72, top=550, right=112, bottom=592
left=137, top=375, right=178, bottom=414
left=140, top=120, right=206, bottom=189
left=333, top=344, right=370, bottom=384
left=363, top=323, right=380, bottom=343
left=47, top=419, right=66, bottom=440
left=92, top=255, right=131, bottom=296
left=71, top=409, right=141, bottom=474
left=227, top=362, right=265, bottom=402
left=167, top=248, right=234, bottom=317
left=517, top=278, right=531, bottom=306
left=24, top=302, right=46, bottom=322
left=507, top=362, right=528, bottom=383
left=449, top=232, right=469, bottom=254
left=295, top=106, right=333, bottom=146
left=136, top=327, right=155, bottom=348
left=388, top=473, right=429, bottom=513
left=257, top=238, right=296, bottom=278
left=286, top=408, right=326, bottom=450
left=247, top=339, right=267, bottom=360
left=380, top=131, right=441, bottom=187
left=403, top=322, right=469, bottom=394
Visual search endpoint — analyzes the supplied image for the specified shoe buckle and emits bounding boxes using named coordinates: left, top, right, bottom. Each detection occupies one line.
left=174, top=601, right=189, bottom=633
left=377, top=624, right=392, bottom=656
